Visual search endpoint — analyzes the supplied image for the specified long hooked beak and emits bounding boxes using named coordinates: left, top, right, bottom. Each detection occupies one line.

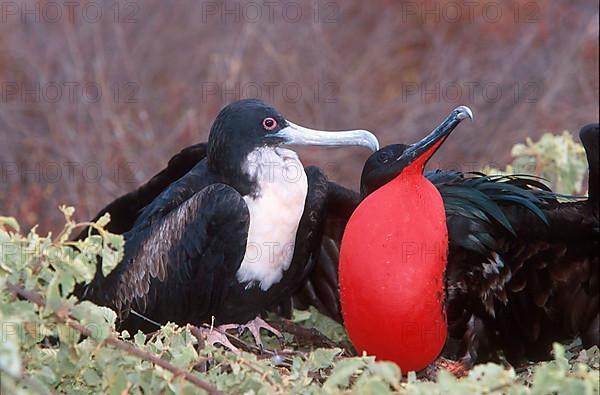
left=359, top=106, right=473, bottom=196
left=399, top=105, right=473, bottom=171
left=273, top=120, right=380, bottom=152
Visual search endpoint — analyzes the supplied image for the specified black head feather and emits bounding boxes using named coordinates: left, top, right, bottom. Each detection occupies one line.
left=360, top=144, right=410, bottom=196
left=207, top=99, right=288, bottom=193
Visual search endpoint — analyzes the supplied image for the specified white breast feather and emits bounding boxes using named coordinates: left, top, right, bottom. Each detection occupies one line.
left=236, top=147, right=308, bottom=290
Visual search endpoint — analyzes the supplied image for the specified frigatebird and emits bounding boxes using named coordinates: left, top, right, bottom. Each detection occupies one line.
left=77, top=99, right=379, bottom=345
left=339, top=106, right=473, bottom=371
left=295, top=117, right=599, bottom=372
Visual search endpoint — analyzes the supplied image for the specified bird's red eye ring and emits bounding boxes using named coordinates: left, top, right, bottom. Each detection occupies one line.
left=263, top=117, right=277, bottom=130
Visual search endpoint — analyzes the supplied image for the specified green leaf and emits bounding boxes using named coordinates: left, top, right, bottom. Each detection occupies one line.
left=134, top=331, right=146, bottom=347
left=366, top=360, right=401, bottom=388
left=83, top=368, right=102, bottom=386
left=353, top=374, right=392, bottom=395
left=44, top=275, right=63, bottom=313
left=105, top=368, right=129, bottom=395
left=324, top=358, right=365, bottom=390
left=292, top=307, right=348, bottom=342
left=308, top=348, right=341, bottom=371
left=0, top=216, right=20, bottom=233
left=71, top=301, right=116, bottom=341
left=68, top=253, right=96, bottom=283
left=95, top=213, right=112, bottom=228
left=0, top=337, right=22, bottom=376
left=102, top=233, right=124, bottom=277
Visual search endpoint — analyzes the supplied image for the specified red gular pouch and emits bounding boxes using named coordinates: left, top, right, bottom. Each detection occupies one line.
left=340, top=106, right=473, bottom=373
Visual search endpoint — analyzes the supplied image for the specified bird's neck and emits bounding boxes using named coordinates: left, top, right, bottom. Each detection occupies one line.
left=377, top=173, right=449, bottom=269
left=236, top=146, right=309, bottom=290
left=240, top=147, right=304, bottom=197
left=207, top=143, right=253, bottom=195
left=209, top=145, right=306, bottom=197
left=390, top=171, right=428, bottom=192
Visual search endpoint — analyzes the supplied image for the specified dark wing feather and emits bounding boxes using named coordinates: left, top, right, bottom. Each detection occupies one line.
left=291, top=182, right=360, bottom=322
left=441, top=124, right=600, bottom=364
left=82, top=181, right=249, bottom=333
left=436, top=172, right=573, bottom=257
left=75, top=143, right=207, bottom=238
left=290, top=169, right=598, bottom=367
left=291, top=125, right=599, bottom=366
left=444, top=201, right=598, bottom=365
left=292, top=171, right=569, bottom=323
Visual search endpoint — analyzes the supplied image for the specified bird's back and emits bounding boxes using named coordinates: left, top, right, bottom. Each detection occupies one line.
left=442, top=124, right=599, bottom=365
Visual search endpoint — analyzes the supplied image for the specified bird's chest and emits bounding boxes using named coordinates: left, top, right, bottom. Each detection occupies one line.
left=339, top=178, right=448, bottom=370
left=353, top=178, right=447, bottom=284
left=340, top=175, right=449, bottom=317
left=339, top=176, right=449, bottom=372
left=236, top=148, right=308, bottom=291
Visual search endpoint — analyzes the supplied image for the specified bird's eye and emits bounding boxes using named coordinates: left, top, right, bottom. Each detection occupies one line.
left=263, top=117, right=277, bottom=131
left=378, top=152, right=390, bottom=163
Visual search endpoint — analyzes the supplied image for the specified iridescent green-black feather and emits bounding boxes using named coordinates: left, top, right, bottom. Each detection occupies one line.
left=427, top=170, right=582, bottom=257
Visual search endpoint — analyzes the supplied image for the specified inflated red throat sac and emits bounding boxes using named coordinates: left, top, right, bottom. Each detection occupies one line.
left=339, top=106, right=473, bottom=372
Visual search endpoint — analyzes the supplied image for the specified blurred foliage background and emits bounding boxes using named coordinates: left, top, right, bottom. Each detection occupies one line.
left=0, top=0, right=598, bottom=233
left=483, top=131, right=590, bottom=195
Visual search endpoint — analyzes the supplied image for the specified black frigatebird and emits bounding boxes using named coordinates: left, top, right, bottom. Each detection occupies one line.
left=77, top=99, right=379, bottom=346
left=340, top=106, right=474, bottom=371
left=295, top=117, right=599, bottom=372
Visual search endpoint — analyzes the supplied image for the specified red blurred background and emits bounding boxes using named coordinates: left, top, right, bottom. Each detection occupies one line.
left=0, top=0, right=598, bottom=234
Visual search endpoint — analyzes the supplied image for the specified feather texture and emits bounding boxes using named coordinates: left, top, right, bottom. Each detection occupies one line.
left=292, top=124, right=599, bottom=367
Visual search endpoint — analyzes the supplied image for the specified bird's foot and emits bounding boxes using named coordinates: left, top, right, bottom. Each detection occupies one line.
left=220, top=316, right=282, bottom=351
left=189, top=325, right=240, bottom=354
left=423, top=356, right=469, bottom=379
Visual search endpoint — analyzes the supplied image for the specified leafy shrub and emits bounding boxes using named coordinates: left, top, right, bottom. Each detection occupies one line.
left=0, top=214, right=597, bottom=394
left=1, top=133, right=598, bottom=393
left=483, top=131, right=589, bottom=194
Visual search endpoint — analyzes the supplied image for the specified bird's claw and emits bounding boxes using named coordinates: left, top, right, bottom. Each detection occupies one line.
left=203, top=317, right=282, bottom=352
left=243, top=316, right=282, bottom=350
left=219, top=316, right=282, bottom=351
left=193, top=325, right=241, bottom=354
